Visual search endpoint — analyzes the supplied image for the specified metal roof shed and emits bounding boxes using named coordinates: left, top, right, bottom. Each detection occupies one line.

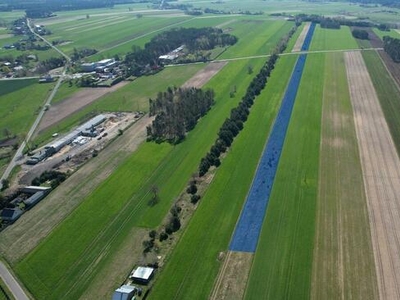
left=1, top=208, right=23, bottom=223
left=130, top=267, right=154, bottom=284
left=112, top=285, right=136, bottom=300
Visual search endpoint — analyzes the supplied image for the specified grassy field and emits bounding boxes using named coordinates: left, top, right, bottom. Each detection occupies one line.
left=47, top=16, right=190, bottom=55
left=149, top=55, right=298, bottom=300
left=244, top=53, right=324, bottom=300
left=34, top=63, right=203, bottom=145
left=310, top=25, right=358, bottom=51
left=373, top=28, right=400, bottom=40
left=0, top=79, right=54, bottom=139
left=311, top=52, right=377, bottom=299
left=15, top=58, right=267, bottom=300
left=218, top=19, right=293, bottom=59
left=362, top=50, right=400, bottom=155
left=79, top=15, right=241, bottom=61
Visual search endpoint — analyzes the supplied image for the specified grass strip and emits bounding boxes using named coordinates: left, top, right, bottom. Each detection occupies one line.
left=244, top=53, right=324, bottom=300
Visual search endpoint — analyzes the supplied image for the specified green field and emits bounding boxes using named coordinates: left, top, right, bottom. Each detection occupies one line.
left=218, top=19, right=293, bottom=59
left=0, top=79, right=54, bottom=139
left=310, top=25, right=358, bottom=51
left=15, top=58, right=267, bottom=300
left=244, top=53, right=324, bottom=300
left=149, top=55, right=298, bottom=300
left=311, top=52, right=377, bottom=299
left=362, top=50, right=400, bottom=155
left=373, top=28, right=400, bottom=40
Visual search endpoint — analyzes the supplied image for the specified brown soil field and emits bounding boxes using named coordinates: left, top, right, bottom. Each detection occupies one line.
left=292, top=23, right=310, bottom=52
left=181, top=62, right=227, bottom=88
left=345, top=51, right=400, bottom=300
left=209, top=251, right=253, bottom=300
left=38, top=81, right=129, bottom=132
left=312, top=52, right=377, bottom=300
left=0, top=115, right=152, bottom=263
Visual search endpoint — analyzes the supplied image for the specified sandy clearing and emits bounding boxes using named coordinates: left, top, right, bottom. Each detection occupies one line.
left=0, top=34, right=12, bottom=40
left=345, top=51, right=400, bottom=300
left=0, top=115, right=153, bottom=263
left=209, top=251, right=253, bottom=300
left=38, top=81, right=129, bottom=132
left=181, top=62, right=227, bottom=88
left=292, top=22, right=311, bottom=52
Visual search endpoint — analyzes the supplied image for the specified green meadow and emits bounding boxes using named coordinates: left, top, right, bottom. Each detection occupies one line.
left=310, top=25, right=358, bottom=51
left=149, top=55, right=297, bottom=299
left=15, top=57, right=266, bottom=300
left=245, top=53, right=324, bottom=300
left=0, top=79, right=54, bottom=139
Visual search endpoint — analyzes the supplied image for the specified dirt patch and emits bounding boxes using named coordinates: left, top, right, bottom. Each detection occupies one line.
left=292, top=23, right=311, bottom=52
left=0, top=34, right=12, bottom=40
left=38, top=81, right=129, bottom=132
left=209, top=251, right=253, bottom=300
left=181, top=62, right=227, bottom=89
left=345, top=51, right=400, bottom=300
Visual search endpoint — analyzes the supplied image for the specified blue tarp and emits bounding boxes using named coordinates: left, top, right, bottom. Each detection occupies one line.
left=229, top=23, right=316, bottom=253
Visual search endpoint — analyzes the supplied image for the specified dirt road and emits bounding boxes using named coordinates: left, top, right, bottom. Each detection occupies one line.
left=0, top=261, right=29, bottom=300
left=345, top=51, right=400, bottom=300
left=292, top=23, right=310, bottom=52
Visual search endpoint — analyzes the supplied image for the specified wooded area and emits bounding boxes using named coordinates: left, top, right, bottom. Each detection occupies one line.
left=384, top=36, right=400, bottom=62
left=147, top=87, right=215, bottom=144
left=124, top=27, right=237, bottom=76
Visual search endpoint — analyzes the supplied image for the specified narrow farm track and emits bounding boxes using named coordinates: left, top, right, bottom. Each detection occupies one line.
left=345, top=51, right=400, bottom=300
left=292, top=23, right=310, bottom=52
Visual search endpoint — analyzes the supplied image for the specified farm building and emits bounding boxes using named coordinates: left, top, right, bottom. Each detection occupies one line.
left=23, top=191, right=47, bottom=209
left=43, top=114, right=107, bottom=155
left=21, top=186, right=51, bottom=194
left=130, top=266, right=154, bottom=284
left=1, top=208, right=23, bottom=223
left=81, top=62, right=96, bottom=72
left=112, top=285, right=136, bottom=300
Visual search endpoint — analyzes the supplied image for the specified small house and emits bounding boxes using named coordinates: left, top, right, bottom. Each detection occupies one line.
left=130, top=266, right=154, bottom=284
left=112, top=285, right=136, bottom=300
left=1, top=208, right=23, bottom=223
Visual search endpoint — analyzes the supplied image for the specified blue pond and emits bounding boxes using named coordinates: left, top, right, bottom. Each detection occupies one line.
left=229, top=23, right=316, bottom=253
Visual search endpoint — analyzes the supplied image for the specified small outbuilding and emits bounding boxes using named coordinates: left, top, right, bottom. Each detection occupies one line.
left=1, top=208, right=23, bottom=223
left=130, top=266, right=154, bottom=284
left=112, top=285, right=136, bottom=300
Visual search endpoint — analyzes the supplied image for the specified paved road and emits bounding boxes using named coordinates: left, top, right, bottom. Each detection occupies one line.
left=0, top=261, right=29, bottom=300
left=27, top=19, right=71, bottom=62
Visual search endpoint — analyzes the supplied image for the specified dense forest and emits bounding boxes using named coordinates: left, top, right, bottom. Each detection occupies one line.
left=383, top=36, right=400, bottom=62
left=147, top=87, right=215, bottom=143
left=352, top=29, right=369, bottom=39
left=124, top=27, right=237, bottom=76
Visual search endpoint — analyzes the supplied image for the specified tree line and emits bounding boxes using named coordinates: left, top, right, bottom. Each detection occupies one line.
left=352, top=29, right=369, bottom=40
left=147, top=87, right=215, bottom=144
left=197, top=24, right=298, bottom=178
left=124, top=27, right=237, bottom=76
left=383, top=36, right=400, bottom=62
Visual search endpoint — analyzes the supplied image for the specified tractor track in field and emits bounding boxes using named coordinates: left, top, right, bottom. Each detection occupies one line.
left=345, top=51, right=400, bottom=300
left=292, top=23, right=311, bottom=52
